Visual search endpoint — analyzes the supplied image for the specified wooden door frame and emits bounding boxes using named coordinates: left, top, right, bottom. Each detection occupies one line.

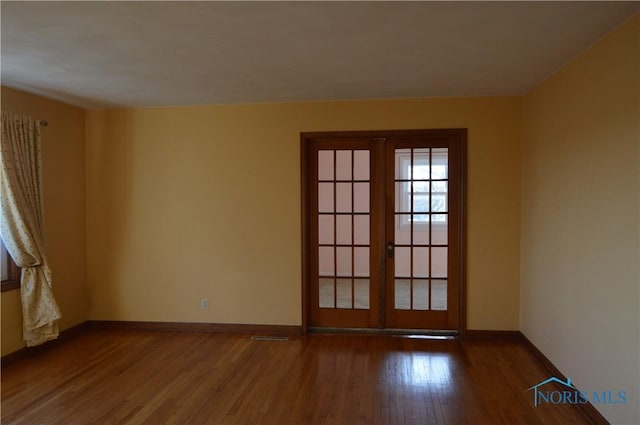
left=301, top=129, right=467, bottom=336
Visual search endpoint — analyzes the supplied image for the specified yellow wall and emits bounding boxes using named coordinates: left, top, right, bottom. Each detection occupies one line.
left=86, top=97, right=522, bottom=330
left=1, top=87, right=88, bottom=356
left=521, top=14, right=639, bottom=424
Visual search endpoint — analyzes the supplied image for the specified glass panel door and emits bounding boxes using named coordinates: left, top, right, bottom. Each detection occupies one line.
left=393, top=148, right=448, bottom=312
left=309, top=139, right=379, bottom=328
left=304, top=130, right=465, bottom=332
left=318, top=150, right=371, bottom=310
left=385, top=138, right=461, bottom=331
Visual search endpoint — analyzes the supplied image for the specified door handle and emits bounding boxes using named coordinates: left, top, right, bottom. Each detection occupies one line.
left=387, top=242, right=395, bottom=258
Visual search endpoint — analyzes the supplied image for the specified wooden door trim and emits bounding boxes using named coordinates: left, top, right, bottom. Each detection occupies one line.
left=455, top=132, right=468, bottom=337
left=301, top=129, right=467, bottom=335
left=373, top=139, right=387, bottom=328
left=300, top=136, right=311, bottom=334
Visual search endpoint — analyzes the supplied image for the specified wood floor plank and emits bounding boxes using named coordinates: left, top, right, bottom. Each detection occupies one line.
left=1, top=330, right=594, bottom=425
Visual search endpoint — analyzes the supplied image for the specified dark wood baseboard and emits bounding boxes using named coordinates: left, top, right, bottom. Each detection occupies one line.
left=87, top=320, right=303, bottom=336
left=463, top=329, right=522, bottom=341
left=1, top=321, right=90, bottom=368
left=518, top=332, right=610, bottom=425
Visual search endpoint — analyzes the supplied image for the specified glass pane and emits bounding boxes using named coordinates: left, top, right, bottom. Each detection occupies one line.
left=431, top=279, right=447, bottom=310
left=319, top=278, right=334, bottom=308
left=413, top=213, right=429, bottom=223
left=431, top=195, right=447, bottom=213
left=336, top=278, right=352, bottom=309
left=413, top=149, right=430, bottom=180
left=431, top=181, right=447, bottom=192
left=431, top=148, right=448, bottom=179
left=353, top=183, right=369, bottom=213
left=354, top=279, right=369, bottom=309
left=336, top=247, right=352, bottom=277
left=431, top=181, right=447, bottom=213
left=395, top=149, right=411, bottom=180
left=336, top=183, right=352, bottom=213
left=394, top=279, right=410, bottom=310
left=395, top=215, right=411, bottom=245
left=353, top=215, right=370, bottom=245
left=395, top=247, right=410, bottom=277
left=318, top=247, right=334, bottom=276
left=413, top=194, right=429, bottom=213
left=413, top=279, right=429, bottom=310
left=318, top=150, right=334, bottom=180
left=413, top=221, right=429, bottom=245
left=412, top=181, right=429, bottom=192
left=318, top=215, right=334, bottom=245
left=318, top=182, right=334, bottom=213
left=431, top=247, right=447, bottom=278
left=336, top=150, right=352, bottom=180
left=395, top=182, right=411, bottom=212
left=354, top=247, right=369, bottom=277
left=431, top=217, right=447, bottom=245
left=412, top=166, right=431, bottom=181
left=353, top=151, right=370, bottom=180
left=412, top=247, right=428, bottom=278
left=336, top=215, right=352, bottom=245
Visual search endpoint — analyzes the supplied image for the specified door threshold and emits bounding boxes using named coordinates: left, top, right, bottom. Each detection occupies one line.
left=308, top=327, right=458, bottom=338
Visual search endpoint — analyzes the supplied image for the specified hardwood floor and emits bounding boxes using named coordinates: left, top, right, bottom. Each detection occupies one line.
left=1, top=329, right=593, bottom=424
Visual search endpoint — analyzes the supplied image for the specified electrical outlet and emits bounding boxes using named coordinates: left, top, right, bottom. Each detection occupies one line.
left=201, top=298, right=208, bottom=310
left=544, top=325, right=550, bottom=339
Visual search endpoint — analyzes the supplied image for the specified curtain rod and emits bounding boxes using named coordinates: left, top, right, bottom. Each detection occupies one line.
left=39, top=120, right=48, bottom=127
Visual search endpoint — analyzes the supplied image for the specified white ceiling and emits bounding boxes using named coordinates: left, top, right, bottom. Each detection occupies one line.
left=1, top=1, right=639, bottom=109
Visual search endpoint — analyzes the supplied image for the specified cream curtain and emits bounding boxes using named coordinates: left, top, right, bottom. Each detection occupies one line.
left=0, top=111, right=61, bottom=347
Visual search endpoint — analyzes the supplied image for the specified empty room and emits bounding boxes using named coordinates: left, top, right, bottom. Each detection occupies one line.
left=1, top=2, right=638, bottom=424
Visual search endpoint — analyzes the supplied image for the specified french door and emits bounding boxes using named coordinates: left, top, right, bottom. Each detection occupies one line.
left=302, top=130, right=466, bottom=332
